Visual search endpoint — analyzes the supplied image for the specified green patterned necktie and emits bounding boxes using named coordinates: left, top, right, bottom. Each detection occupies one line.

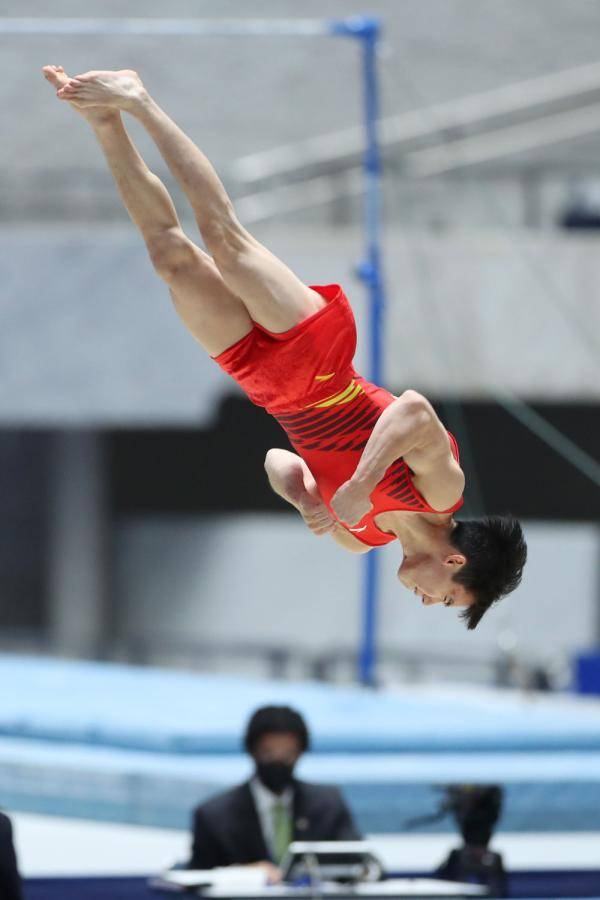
left=272, top=800, right=292, bottom=864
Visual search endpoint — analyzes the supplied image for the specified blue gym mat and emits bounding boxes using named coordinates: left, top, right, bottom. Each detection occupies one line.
left=2, top=655, right=600, bottom=754
left=2, top=655, right=600, bottom=832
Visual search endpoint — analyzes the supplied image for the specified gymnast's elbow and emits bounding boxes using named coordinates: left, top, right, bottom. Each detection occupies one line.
left=395, top=390, right=436, bottom=429
left=264, top=448, right=287, bottom=471
left=264, top=449, right=275, bottom=471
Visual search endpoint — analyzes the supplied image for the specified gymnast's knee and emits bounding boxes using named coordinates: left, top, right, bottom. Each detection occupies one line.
left=147, top=227, right=197, bottom=284
left=201, top=212, right=251, bottom=270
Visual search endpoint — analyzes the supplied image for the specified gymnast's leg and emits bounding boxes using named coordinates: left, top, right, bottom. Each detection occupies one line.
left=56, top=69, right=327, bottom=334
left=43, top=65, right=252, bottom=357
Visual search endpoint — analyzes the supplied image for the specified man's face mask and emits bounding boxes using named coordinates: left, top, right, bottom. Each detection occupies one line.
left=256, top=760, right=295, bottom=795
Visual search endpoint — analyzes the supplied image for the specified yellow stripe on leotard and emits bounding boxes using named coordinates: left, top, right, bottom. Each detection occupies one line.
left=306, top=378, right=364, bottom=410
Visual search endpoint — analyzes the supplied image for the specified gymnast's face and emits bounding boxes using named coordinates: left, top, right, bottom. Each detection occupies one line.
left=397, top=553, right=473, bottom=609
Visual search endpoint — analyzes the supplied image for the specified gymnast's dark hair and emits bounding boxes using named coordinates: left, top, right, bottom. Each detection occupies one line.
left=450, top=515, right=527, bottom=631
left=244, top=705, right=310, bottom=754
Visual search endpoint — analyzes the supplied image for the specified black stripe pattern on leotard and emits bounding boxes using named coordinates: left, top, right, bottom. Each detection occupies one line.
left=275, top=384, right=425, bottom=510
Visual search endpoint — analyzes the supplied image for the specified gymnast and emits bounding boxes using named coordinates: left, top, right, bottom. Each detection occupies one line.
left=42, top=65, right=526, bottom=629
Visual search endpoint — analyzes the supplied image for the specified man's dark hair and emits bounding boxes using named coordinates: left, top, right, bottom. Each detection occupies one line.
left=244, top=705, right=310, bottom=755
left=450, top=516, right=527, bottom=631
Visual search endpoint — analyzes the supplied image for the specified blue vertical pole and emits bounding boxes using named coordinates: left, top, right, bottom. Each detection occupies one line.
left=352, top=20, right=386, bottom=687
left=359, top=20, right=385, bottom=688
left=331, top=17, right=386, bottom=687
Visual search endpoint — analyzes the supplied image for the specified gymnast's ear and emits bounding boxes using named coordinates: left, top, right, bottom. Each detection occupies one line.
left=443, top=553, right=467, bottom=566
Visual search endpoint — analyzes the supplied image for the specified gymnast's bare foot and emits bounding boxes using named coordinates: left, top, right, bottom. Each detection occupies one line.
left=42, top=65, right=119, bottom=127
left=56, top=68, right=147, bottom=113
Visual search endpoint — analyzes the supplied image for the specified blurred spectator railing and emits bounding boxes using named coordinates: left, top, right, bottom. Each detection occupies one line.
left=0, top=629, right=559, bottom=689
left=233, top=59, right=600, bottom=185
left=230, top=61, right=600, bottom=224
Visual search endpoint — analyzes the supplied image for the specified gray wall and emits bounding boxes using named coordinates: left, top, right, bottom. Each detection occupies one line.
left=1, top=225, right=598, bottom=424
left=3, top=0, right=599, bottom=421
left=115, top=515, right=599, bottom=678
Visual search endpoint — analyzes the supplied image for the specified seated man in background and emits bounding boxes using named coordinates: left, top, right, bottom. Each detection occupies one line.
left=189, top=706, right=360, bottom=881
left=0, top=810, right=23, bottom=900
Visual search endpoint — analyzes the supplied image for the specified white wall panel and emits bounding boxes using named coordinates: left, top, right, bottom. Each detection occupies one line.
left=116, top=516, right=599, bottom=670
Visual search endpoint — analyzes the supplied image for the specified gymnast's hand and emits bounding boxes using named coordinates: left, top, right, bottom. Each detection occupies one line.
left=297, top=482, right=336, bottom=536
left=330, top=479, right=373, bottom=526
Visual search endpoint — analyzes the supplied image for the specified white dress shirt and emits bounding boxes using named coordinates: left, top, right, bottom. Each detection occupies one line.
left=249, top=776, right=294, bottom=861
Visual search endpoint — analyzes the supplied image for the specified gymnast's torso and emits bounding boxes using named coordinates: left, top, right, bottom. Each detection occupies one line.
left=274, top=375, right=464, bottom=548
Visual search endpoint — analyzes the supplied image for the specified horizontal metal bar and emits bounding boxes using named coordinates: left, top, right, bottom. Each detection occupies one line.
left=0, top=17, right=350, bottom=37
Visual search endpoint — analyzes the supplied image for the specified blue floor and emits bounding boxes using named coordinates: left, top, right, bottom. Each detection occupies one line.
left=21, top=873, right=600, bottom=900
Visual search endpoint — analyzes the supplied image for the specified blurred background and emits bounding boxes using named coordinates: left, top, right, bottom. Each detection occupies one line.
left=0, top=1, right=599, bottom=897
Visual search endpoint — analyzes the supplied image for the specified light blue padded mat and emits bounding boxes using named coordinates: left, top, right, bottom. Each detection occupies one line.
left=2, top=655, right=600, bottom=831
left=2, top=655, right=600, bottom=754
left=1, top=737, right=600, bottom=832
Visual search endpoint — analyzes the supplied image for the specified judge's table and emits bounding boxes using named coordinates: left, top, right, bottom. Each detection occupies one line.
left=152, top=870, right=486, bottom=899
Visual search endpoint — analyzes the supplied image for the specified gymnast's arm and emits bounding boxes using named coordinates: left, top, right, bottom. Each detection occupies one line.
left=264, top=449, right=371, bottom=553
left=330, top=390, right=465, bottom=525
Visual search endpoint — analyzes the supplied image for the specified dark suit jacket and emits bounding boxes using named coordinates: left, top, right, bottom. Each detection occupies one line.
left=0, top=812, right=22, bottom=900
left=189, top=779, right=360, bottom=869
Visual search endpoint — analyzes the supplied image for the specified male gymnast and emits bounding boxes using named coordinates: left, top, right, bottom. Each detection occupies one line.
left=42, top=65, right=526, bottom=629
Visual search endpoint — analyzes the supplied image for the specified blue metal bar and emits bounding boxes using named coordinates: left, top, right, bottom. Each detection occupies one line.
left=0, top=18, right=344, bottom=37
left=360, top=550, right=380, bottom=687
left=352, top=20, right=387, bottom=688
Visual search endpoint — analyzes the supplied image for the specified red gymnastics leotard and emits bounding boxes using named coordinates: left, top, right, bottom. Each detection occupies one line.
left=214, top=283, right=463, bottom=547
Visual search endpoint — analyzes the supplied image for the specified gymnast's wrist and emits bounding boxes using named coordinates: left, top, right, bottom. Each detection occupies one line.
left=349, top=471, right=378, bottom=496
